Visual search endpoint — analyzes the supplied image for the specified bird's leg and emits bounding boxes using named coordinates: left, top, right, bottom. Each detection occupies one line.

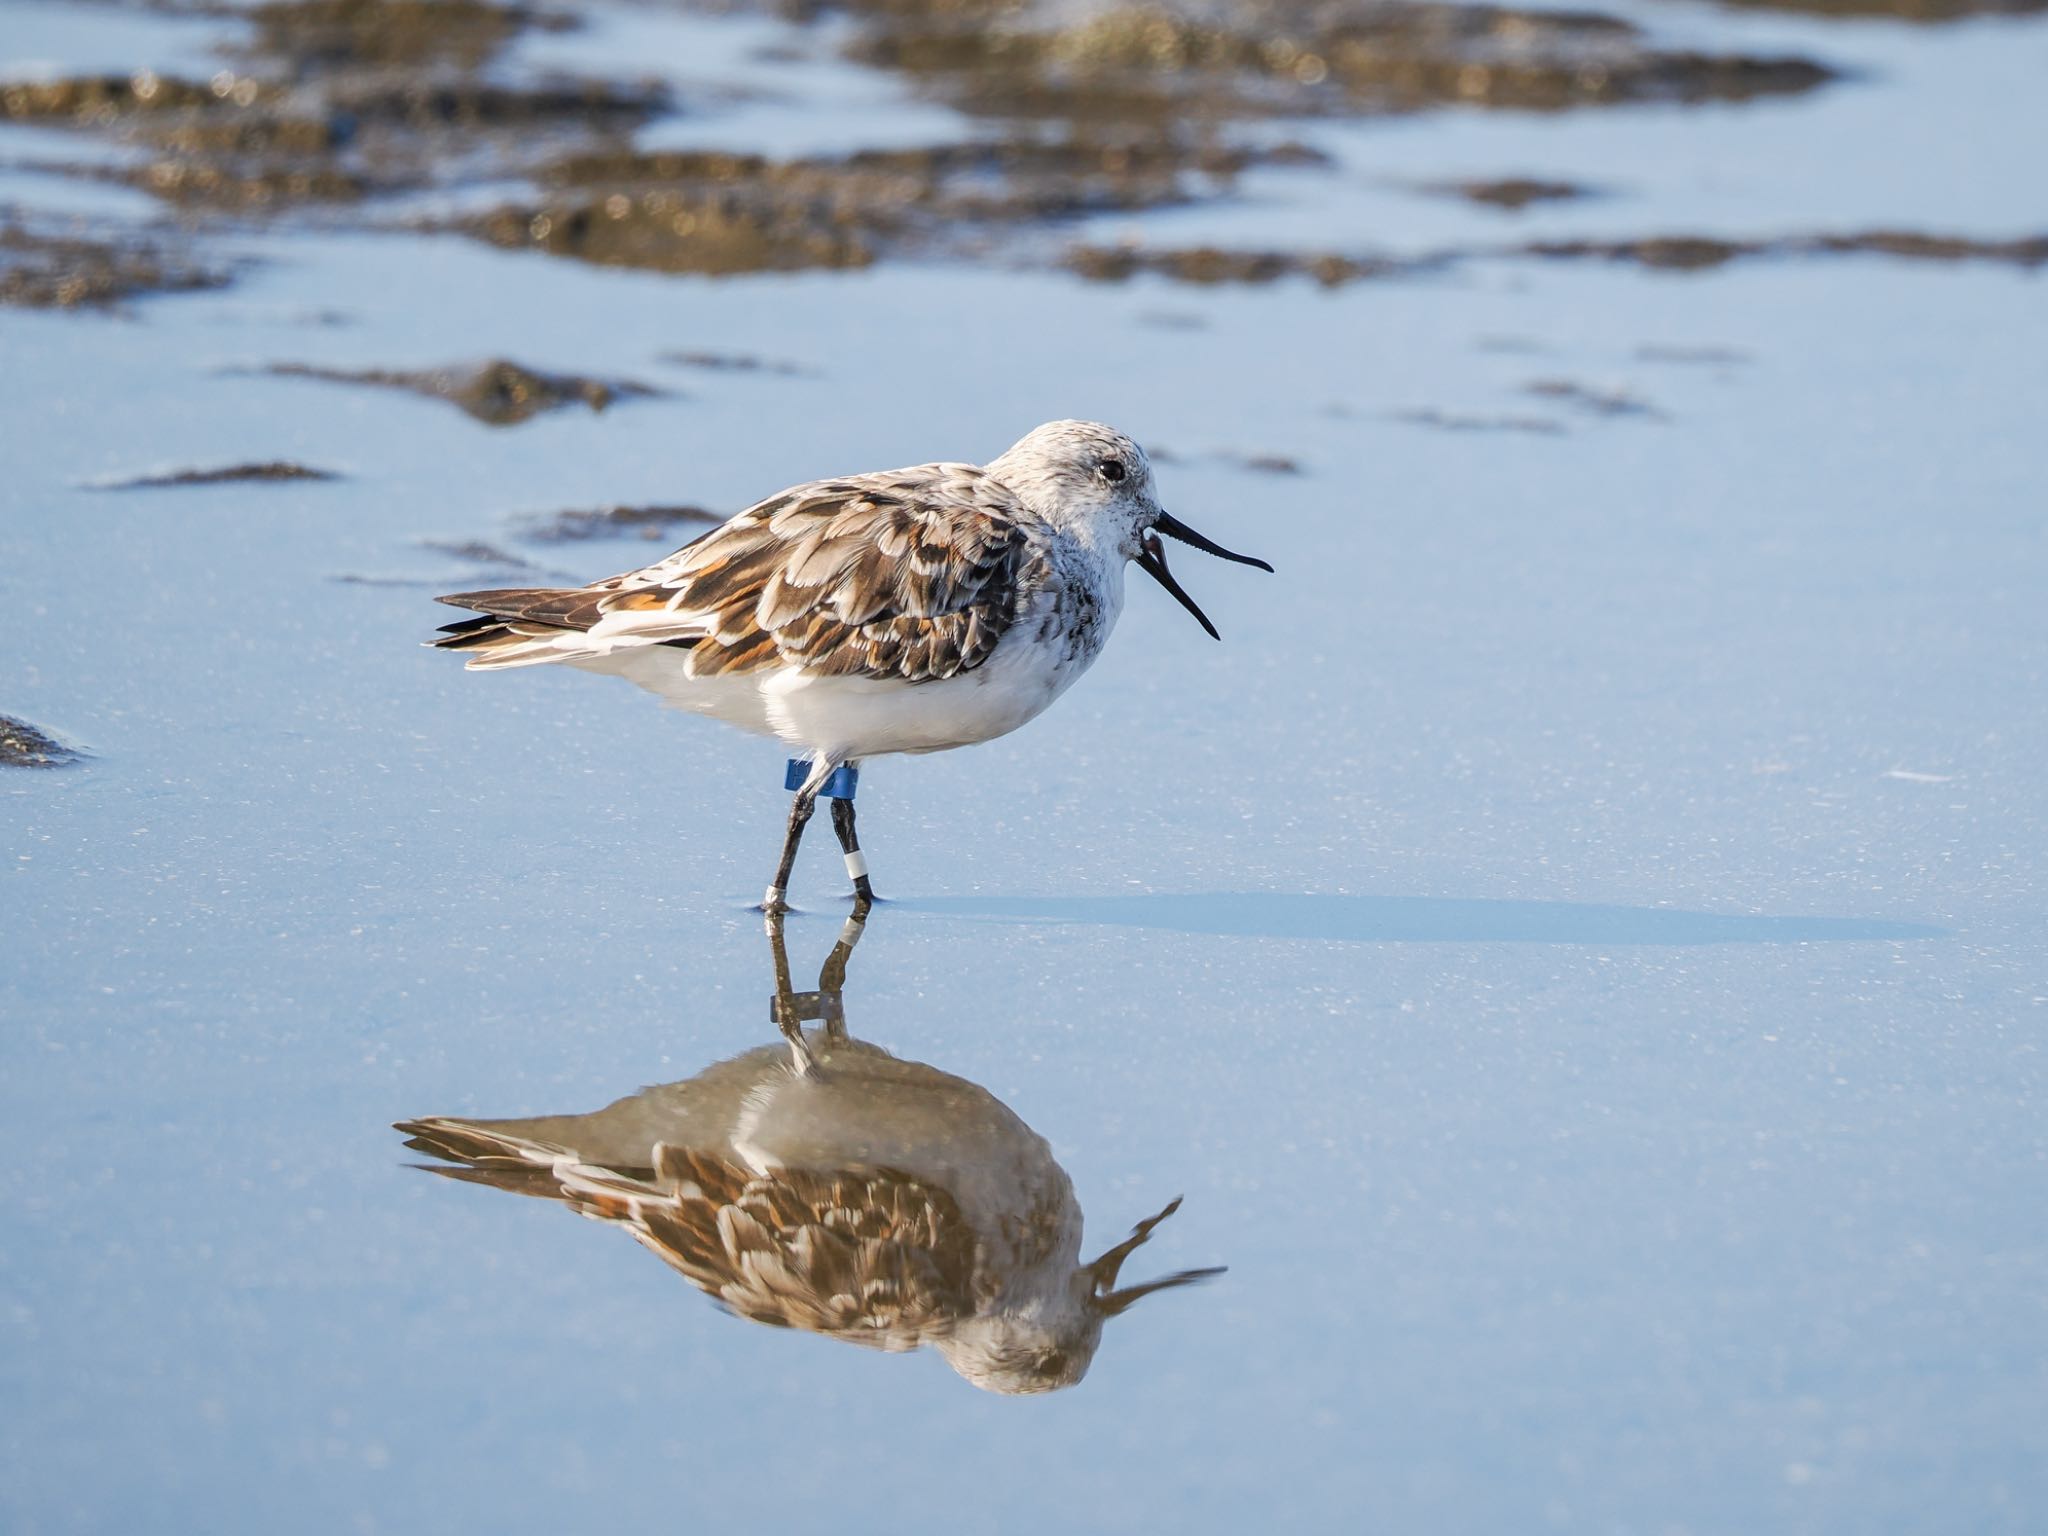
left=829, top=795, right=876, bottom=905
left=764, top=908, right=819, bottom=1075
left=766, top=906, right=796, bottom=996
left=762, top=788, right=817, bottom=914
left=815, top=899, right=870, bottom=1042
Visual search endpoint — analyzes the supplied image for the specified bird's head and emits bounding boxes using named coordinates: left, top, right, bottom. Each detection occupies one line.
left=987, top=419, right=1273, bottom=640
left=933, top=1195, right=1226, bottom=1395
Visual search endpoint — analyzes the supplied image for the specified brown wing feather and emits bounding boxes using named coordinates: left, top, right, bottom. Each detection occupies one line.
left=433, top=586, right=618, bottom=631
left=434, top=466, right=1036, bottom=683
left=558, top=1146, right=981, bottom=1346
left=401, top=1118, right=982, bottom=1344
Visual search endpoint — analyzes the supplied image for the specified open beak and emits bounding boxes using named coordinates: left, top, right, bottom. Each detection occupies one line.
left=1087, top=1195, right=1229, bottom=1315
left=1135, top=511, right=1274, bottom=641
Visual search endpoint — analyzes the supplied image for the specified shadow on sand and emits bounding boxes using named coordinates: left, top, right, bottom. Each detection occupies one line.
left=900, top=893, right=1946, bottom=945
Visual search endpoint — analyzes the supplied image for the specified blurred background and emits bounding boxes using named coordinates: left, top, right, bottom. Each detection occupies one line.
left=2, top=0, right=2044, bottom=1530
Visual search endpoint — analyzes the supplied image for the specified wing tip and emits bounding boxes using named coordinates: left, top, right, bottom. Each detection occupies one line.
left=436, top=588, right=522, bottom=611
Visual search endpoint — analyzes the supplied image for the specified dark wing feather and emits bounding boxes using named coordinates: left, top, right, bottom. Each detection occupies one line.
left=557, top=1146, right=981, bottom=1346
left=433, top=466, right=1036, bottom=683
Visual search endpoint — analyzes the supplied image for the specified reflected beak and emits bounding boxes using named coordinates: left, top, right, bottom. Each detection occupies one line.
left=1097, top=1266, right=1230, bottom=1317
left=1087, top=1195, right=1229, bottom=1315
left=1136, top=512, right=1274, bottom=641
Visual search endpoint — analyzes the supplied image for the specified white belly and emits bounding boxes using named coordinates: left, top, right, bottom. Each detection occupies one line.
left=767, top=644, right=1077, bottom=757
left=572, top=577, right=1122, bottom=760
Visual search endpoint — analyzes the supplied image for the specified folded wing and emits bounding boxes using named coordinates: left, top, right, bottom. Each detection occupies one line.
left=434, top=466, right=1033, bottom=684
left=563, top=1145, right=980, bottom=1347
left=402, top=1115, right=981, bottom=1347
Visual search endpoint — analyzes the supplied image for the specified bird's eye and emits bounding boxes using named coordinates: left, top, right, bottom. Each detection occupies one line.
left=1098, top=460, right=1126, bottom=484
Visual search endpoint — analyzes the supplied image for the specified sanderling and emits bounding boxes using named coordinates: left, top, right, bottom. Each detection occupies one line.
left=433, top=419, right=1271, bottom=910
left=396, top=911, right=1223, bottom=1394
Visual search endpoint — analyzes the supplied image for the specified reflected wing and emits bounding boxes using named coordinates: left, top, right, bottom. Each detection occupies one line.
left=434, top=465, right=1034, bottom=683
left=400, top=1120, right=980, bottom=1348
left=561, top=1146, right=979, bottom=1347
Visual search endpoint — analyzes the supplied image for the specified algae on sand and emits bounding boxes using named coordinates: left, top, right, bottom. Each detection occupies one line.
left=0, top=715, right=80, bottom=768
left=263, top=358, right=665, bottom=426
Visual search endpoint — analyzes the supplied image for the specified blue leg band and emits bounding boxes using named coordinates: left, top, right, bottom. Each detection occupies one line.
left=785, top=759, right=859, bottom=799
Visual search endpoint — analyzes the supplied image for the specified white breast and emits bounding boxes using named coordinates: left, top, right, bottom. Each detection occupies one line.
left=777, top=545, right=1125, bottom=758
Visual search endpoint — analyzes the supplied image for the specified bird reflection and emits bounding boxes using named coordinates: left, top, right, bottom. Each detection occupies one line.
left=396, top=909, right=1223, bottom=1394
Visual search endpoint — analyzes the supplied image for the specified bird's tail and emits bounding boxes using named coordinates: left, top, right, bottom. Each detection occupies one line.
left=395, top=1116, right=588, bottom=1199
left=432, top=585, right=714, bottom=670
left=430, top=603, right=590, bottom=671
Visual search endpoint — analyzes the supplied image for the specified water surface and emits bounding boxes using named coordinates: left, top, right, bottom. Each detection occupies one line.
left=3, top=0, right=2045, bottom=1530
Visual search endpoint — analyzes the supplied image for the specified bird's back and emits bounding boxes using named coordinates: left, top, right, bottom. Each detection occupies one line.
left=433, top=463, right=1043, bottom=685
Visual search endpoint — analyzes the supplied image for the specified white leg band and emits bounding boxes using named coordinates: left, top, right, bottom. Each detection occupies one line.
left=843, top=849, right=868, bottom=881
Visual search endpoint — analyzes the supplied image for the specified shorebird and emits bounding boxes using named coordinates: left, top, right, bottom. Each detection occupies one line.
left=397, top=913, right=1223, bottom=1394
left=432, top=420, right=1271, bottom=910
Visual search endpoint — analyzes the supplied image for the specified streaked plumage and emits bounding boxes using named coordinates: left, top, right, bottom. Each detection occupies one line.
left=437, top=463, right=1029, bottom=687
left=431, top=421, right=1272, bottom=909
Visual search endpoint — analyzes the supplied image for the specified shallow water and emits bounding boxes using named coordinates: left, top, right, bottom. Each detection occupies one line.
left=4, top=0, right=2046, bottom=1530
